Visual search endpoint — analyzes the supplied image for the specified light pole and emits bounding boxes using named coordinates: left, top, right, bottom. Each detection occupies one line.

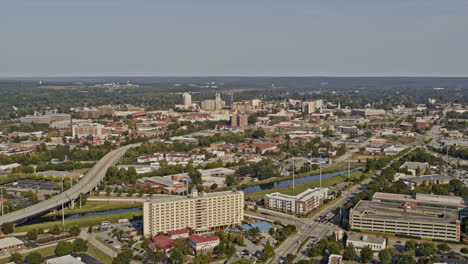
left=61, top=178, right=65, bottom=233
left=319, top=164, right=322, bottom=188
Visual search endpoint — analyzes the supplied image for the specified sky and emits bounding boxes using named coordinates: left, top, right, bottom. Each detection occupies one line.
left=1, top=0, right=468, bottom=77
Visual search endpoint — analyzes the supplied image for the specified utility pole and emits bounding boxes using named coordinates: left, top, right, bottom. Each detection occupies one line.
left=292, top=161, right=295, bottom=190
left=348, top=156, right=351, bottom=181
left=61, top=178, right=65, bottom=233
left=0, top=188, right=3, bottom=216
left=319, top=164, right=322, bottom=188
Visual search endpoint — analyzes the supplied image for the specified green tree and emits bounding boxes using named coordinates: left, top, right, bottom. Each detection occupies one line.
left=189, top=170, right=202, bottom=185
left=55, top=241, right=74, bottom=256
left=49, top=224, right=62, bottom=235
left=27, top=229, right=38, bottom=241
left=88, top=225, right=93, bottom=233
left=343, top=244, right=356, bottom=260
left=393, top=253, right=415, bottom=264
left=405, top=240, right=418, bottom=251
left=25, top=252, right=45, bottom=264
left=144, top=248, right=168, bottom=264
left=1, top=222, right=14, bottom=234
left=9, top=252, right=23, bottom=264
left=436, top=243, right=450, bottom=252
left=226, top=175, right=236, bottom=186
left=417, top=242, right=436, bottom=257
left=360, top=246, right=373, bottom=263
left=308, top=247, right=321, bottom=257
left=113, top=250, right=134, bottom=264
left=170, top=248, right=184, bottom=264
left=69, top=225, right=81, bottom=236
left=378, top=248, right=393, bottom=264
left=260, top=241, right=275, bottom=261
left=73, top=238, right=88, bottom=252
left=328, top=242, right=342, bottom=255
left=461, top=247, right=468, bottom=254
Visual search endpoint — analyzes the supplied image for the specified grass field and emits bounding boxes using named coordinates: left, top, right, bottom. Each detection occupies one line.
left=14, top=211, right=142, bottom=233
left=86, top=242, right=113, bottom=264
left=0, top=245, right=56, bottom=264
left=45, top=201, right=142, bottom=217
left=245, top=170, right=368, bottom=200
left=0, top=241, right=113, bottom=264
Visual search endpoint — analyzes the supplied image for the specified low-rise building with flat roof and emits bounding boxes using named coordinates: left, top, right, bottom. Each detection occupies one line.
left=346, top=233, right=386, bottom=251
left=350, top=200, right=461, bottom=241
left=47, top=255, right=85, bottom=264
left=0, top=237, right=24, bottom=252
left=401, top=174, right=453, bottom=188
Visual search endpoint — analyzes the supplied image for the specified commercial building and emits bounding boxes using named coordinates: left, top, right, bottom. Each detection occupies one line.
left=346, top=233, right=386, bottom=251
left=182, top=93, right=192, bottom=107
left=265, top=188, right=328, bottom=215
left=372, top=192, right=468, bottom=219
left=20, top=113, right=71, bottom=125
left=72, top=122, right=104, bottom=138
left=401, top=174, right=453, bottom=188
left=188, top=235, right=220, bottom=255
left=351, top=109, right=386, bottom=118
left=302, top=101, right=316, bottom=114
left=201, top=93, right=225, bottom=111
left=47, top=255, right=85, bottom=264
left=399, top=161, right=429, bottom=176
left=230, top=114, right=249, bottom=127
left=350, top=200, right=461, bottom=241
left=0, top=237, right=24, bottom=252
left=143, top=190, right=244, bottom=236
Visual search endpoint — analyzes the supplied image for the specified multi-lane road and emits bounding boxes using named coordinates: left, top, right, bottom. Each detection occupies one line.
left=0, top=143, right=140, bottom=225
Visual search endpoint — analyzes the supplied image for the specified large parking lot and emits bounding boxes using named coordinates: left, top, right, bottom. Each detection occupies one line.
left=92, top=220, right=145, bottom=254
left=3, top=179, right=57, bottom=190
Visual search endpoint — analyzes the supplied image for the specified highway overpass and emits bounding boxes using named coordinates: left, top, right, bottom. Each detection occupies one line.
left=0, top=143, right=140, bottom=225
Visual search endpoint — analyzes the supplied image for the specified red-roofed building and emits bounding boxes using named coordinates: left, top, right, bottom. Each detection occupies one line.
left=188, top=235, right=220, bottom=255
left=149, top=235, right=174, bottom=252
left=168, top=229, right=190, bottom=239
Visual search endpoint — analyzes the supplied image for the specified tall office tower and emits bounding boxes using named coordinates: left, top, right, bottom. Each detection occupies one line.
left=182, top=93, right=192, bottom=107
left=302, top=101, right=317, bottom=114
left=143, top=190, right=244, bottom=236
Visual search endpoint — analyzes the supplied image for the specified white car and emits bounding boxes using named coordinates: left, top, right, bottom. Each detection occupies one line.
left=113, top=244, right=122, bottom=249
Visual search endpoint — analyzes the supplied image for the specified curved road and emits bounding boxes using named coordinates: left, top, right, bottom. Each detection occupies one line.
left=0, top=143, right=140, bottom=225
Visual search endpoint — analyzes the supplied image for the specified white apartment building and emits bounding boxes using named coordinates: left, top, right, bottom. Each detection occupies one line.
left=265, top=188, right=328, bottom=215
left=143, top=190, right=244, bottom=236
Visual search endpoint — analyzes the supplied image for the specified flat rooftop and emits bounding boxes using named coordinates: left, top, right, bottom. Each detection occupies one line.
left=352, top=200, right=459, bottom=224
left=147, top=190, right=243, bottom=203
left=372, top=192, right=466, bottom=207
left=347, top=233, right=386, bottom=245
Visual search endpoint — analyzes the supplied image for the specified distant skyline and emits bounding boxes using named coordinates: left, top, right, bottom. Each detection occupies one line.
left=1, top=0, right=468, bottom=77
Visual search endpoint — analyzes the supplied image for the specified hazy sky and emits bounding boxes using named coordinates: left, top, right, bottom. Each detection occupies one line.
left=1, top=0, right=468, bottom=77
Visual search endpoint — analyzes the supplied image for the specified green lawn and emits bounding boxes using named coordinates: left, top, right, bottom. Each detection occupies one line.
left=85, top=243, right=114, bottom=264
left=14, top=211, right=142, bottom=233
left=245, top=170, right=368, bottom=200
left=45, top=201, right=142, bottom=217
left=0, top=241, right=113, bottom=264
left=0, top=245, right=56, bottom=264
